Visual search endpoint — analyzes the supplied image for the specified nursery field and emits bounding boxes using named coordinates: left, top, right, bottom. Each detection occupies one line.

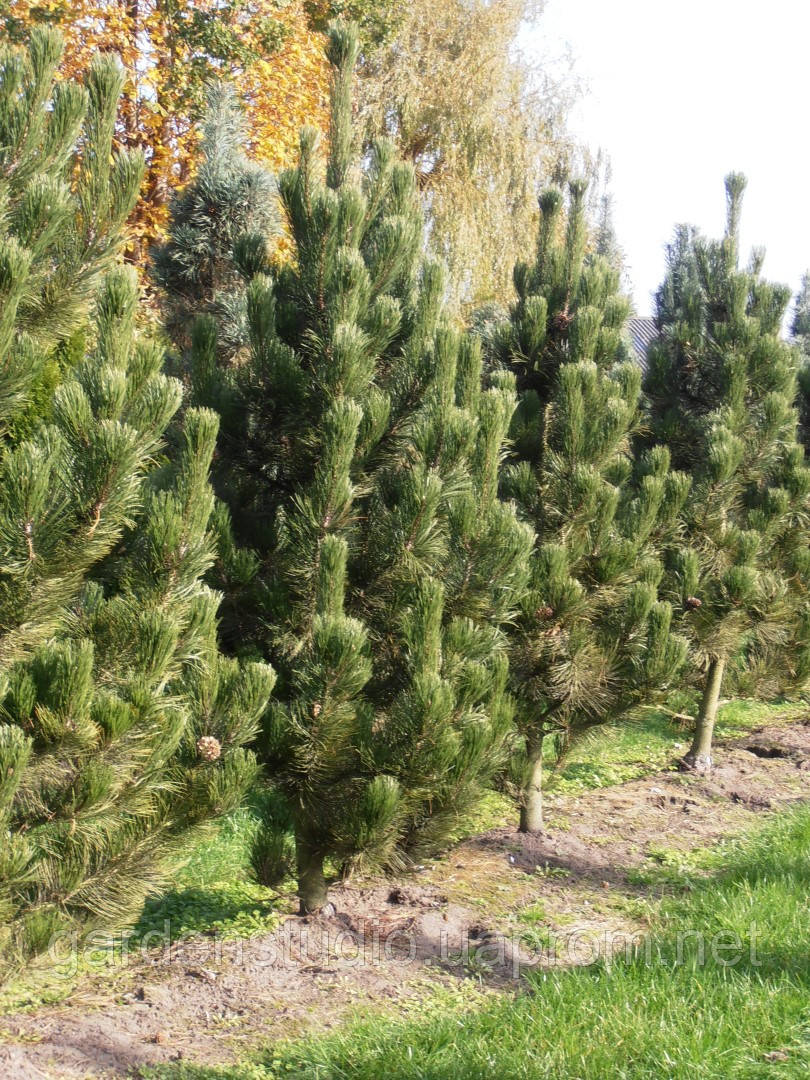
left=245, top=801, right=810, bottom=1080
left=5, top=11, right=810, bottom=1080
left=2, top=699, right=809, bottom=1080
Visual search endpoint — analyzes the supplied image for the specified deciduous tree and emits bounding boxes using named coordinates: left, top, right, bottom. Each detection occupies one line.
left=353, top=0, right=577, bottom=314
left=2, top=0, right=329, bottom=253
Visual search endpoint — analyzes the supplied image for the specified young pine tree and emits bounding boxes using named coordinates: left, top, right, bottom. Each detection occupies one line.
left=790, top=271, right=810, bottom=450
left=0, top=36, right=274, bottom=982
left=151, top=82, right=279, bottom=361
left=177, top=24, right=532, bottom=912
left=493, top=183, right=688, bottom=831
left=0, top=28, right=144, bottom=437
left=645, top=174, right=810, bottom=770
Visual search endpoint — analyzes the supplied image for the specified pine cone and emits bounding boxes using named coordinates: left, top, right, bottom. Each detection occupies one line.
left=685, top=596, right=702, bottom=610
left=552, top=311, right=571, bottom=333
left=196, top=735, right=222, bottom=762
left=312, top=702, right=322, bottom=718
left=535, top=605, right=554, bottom=621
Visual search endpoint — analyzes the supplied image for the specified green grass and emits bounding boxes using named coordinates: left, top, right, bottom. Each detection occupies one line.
left=125, top=799, right=285, bottom=945
left=130, top=880, right=279, bottom=946
left=127, top=797, right=288, bottom=945
left=715, top=698, right=805, bottom=738
left=178, top=804, right=265, bottom=889
left=548, top=697, right=805, bottom=796
left=142, top=805, right=810, bottom=1079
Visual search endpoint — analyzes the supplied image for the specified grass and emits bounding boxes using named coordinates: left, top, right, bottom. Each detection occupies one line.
left=548, top=697, right=804, bottom=796
left=626, top=844, right=717, bottom=889
left=179, top=804, right=265, bottom=888
left=141, top=804, right=810, bottom=1079
left=129, top=797, right=291, bottom=946
left=2, top=698, right=802, bottom=1017
left=715, top=698, right=806, bottom=737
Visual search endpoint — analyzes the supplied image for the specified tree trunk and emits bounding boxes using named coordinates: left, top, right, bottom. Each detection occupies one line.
left=519, top=735, right=544, bottom=833
left=683, top=656, right=726, bottom=772
left=121, top=0, right=140, bottom=149
left=296, top=837, right=328, bottom=915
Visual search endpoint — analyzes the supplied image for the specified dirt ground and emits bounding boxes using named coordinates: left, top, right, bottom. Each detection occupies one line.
left=2, top=718, right=809, bottom=1079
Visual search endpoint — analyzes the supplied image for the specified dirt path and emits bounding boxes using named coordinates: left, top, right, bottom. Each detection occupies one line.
left=2, top=719, right=809, bottom=1079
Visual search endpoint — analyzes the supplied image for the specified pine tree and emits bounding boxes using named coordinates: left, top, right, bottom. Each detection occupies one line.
left=645, top=174, right=810, bottom=770
left=152, top=83, right=279, bottom=361
left=791, top=272, right=810, bottom=345
left=0, top=28, right=143, bottom=433
left=174, top=23, right=532, bottom=912
left=492, top=182, right=688, bottom=831
left=0, top=35, right=274, bottom=982
left=590, top=155, right=625, bottom=277
left=790, top=271, right=810, bottom=450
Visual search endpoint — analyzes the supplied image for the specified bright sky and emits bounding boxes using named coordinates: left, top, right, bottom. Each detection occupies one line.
left=523, top=0, right=810, bottom=316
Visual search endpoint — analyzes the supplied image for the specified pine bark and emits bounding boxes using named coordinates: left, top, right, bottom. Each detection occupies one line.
left=683, top=656, right=726, bottom=772
left=519, top=735, right=544, bottom=833
left=296, top=838, right=328, bottom=915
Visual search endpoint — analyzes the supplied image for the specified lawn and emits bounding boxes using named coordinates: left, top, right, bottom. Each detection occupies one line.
left=547, top=697, right=806, bottom=795
left=3, top=697, right=797, bottom=1015
left=143, top=803, right=810, bottom=1079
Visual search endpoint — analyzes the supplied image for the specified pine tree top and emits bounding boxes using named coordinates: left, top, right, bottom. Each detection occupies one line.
left=497, top=177, right=688, bottom=748
left=169, top=21, right=533, bottom=887
left=647, top=172, right=795, bottom=474
left=645, top=174, right=810, bottom=688
left=1, top=28, right=143, bottom=430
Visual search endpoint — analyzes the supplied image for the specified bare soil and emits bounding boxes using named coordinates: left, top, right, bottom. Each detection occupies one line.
left=2, top=718, right=809, bottom=1079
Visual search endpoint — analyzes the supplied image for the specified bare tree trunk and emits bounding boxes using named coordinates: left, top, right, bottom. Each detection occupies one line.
left=683, top=656, right=726, bottom=772
left=121, top=0, right=141, bottom=149
left=296, top=836, right=328, bottom=915
left=519, top=735, right=544, bottom=833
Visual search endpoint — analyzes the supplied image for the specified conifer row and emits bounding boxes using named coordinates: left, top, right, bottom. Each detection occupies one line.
left=2, top=23, right=808, bottom=952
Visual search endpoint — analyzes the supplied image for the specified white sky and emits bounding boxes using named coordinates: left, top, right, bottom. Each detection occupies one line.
left=523, top=0, right=810, bottom=316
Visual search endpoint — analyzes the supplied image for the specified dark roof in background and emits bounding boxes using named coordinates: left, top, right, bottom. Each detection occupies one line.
left=628, top=316, right=657, bottom=372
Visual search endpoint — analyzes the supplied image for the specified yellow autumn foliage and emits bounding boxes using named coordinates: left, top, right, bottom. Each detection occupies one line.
left=2, top=0, right=329, bottom=255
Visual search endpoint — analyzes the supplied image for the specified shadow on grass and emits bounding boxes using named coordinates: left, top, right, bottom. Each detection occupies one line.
left=130, top=882, right=277, bottom=946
